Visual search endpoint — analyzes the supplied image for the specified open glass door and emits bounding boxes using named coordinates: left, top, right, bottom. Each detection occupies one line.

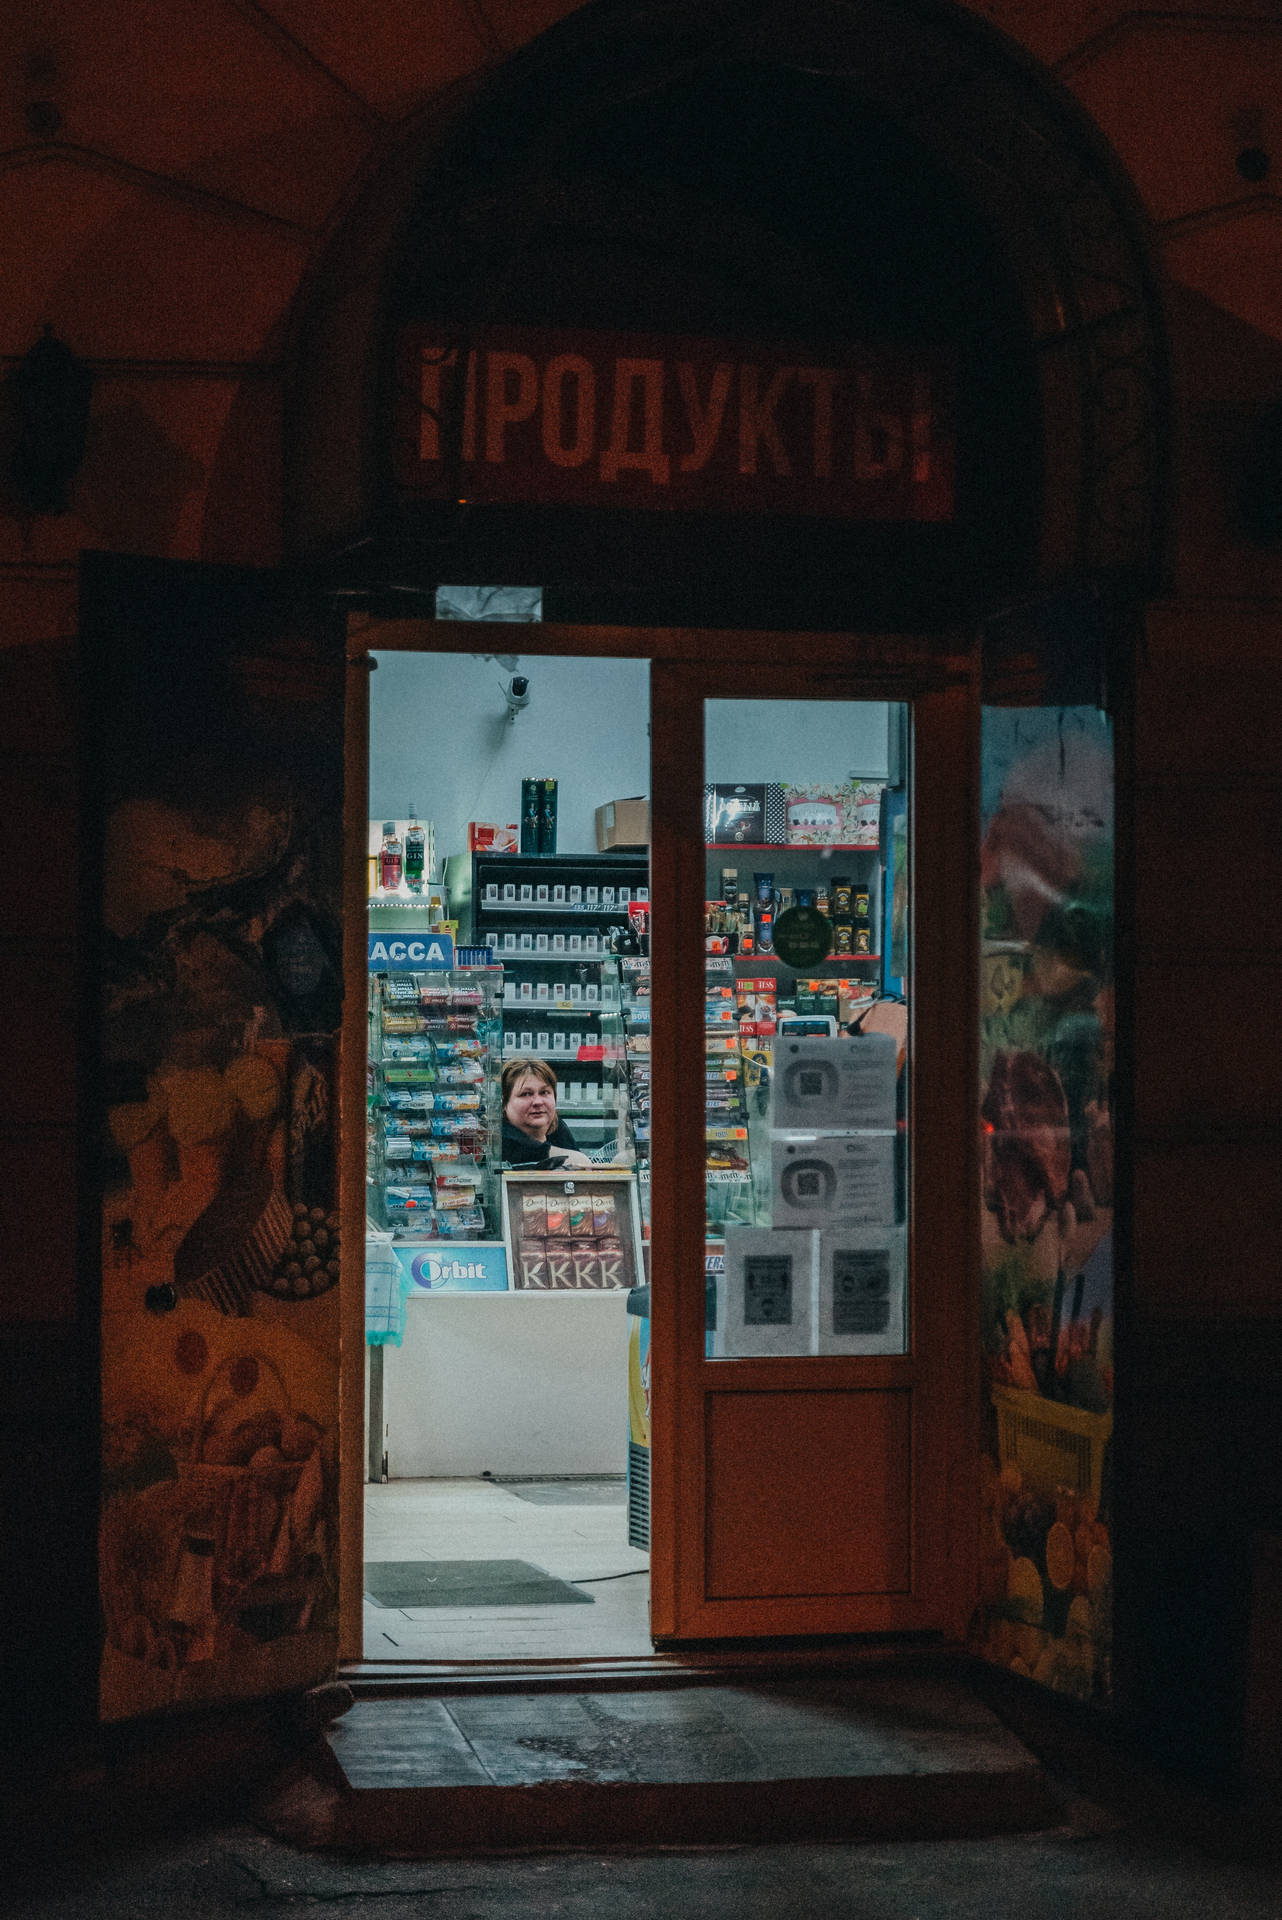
left=649, top=656, right=977, bottom=1642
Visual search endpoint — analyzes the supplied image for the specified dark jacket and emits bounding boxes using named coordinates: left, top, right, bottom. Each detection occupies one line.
left=501, top=1116, right=579, bottom=1169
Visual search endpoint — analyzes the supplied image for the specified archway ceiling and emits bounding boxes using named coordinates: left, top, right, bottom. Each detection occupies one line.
left=2, top=1, right=1281, bottom=360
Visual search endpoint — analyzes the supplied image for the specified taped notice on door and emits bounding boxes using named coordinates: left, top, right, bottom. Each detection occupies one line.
left=816, top=1228, right=907, bottom=1355
left=771, top=1031, right=897, bottom=1131
left=771, top=1131, right=896, bottom=1229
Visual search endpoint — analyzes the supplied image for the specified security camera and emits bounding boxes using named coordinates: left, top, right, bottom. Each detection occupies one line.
left=504, top=674, right=531, bottom=719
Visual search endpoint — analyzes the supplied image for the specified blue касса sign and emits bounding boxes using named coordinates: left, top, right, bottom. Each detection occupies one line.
left=368, top=932, right=455, bottom=971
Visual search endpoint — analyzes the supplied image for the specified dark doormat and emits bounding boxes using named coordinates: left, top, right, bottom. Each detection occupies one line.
left=500, top=1479, right=627, bottom=1506
left=364, top=1559, right=595, bottom=1608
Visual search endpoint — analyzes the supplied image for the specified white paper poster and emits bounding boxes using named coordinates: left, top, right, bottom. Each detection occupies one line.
left=771, top=1133, right=896, bottom=1230
left=719, top=1227, right=817, bottom=1357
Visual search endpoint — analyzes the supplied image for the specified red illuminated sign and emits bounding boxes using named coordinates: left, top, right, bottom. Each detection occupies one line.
left=393, top=325, right=954, bottom=521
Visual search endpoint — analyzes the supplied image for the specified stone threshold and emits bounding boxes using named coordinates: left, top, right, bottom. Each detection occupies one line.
left=292, top=1661, right=1063, bottom=1854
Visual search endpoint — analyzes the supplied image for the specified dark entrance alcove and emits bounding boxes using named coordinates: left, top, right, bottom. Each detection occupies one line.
left=286, top=0, right=1167, bottom=631
left=377, top=43, right=1036, bottom=629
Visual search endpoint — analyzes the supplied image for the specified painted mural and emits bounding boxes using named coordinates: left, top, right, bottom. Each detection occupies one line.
left=92, top=567, right=345, bottom=1719
left=971, top=707, right=1115, bottom=1704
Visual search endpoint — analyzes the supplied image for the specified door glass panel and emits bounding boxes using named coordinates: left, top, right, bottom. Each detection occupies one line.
left=703, top=697, right=909, bottom=1358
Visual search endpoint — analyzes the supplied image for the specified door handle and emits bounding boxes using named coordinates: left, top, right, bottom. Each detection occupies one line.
left=144, top=1283, right=179, bottom=1314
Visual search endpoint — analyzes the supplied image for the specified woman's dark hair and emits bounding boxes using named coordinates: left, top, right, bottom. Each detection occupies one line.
left=501, top=1055, right=558, bottom=1112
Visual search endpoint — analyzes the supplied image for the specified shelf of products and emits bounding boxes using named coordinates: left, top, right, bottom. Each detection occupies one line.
left=705, top=957, right=758, bottom=1236
left=735, top=952, right=882, bottom=967
left=461, top=849, right=650, bottom=938
left=706, top=842, right=879, bottom=853
left=705, top=837, right=882, bottom=967
left=368, top=966, right=504, bottom=1242
left=618, top=955, right=652, bottom=1222
left=466, top=851, right=649, bottom=1167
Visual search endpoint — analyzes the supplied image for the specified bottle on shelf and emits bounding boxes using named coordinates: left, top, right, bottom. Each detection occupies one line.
left=404, top=813, right=426, bottom=892
left=379, top=821, right=403, bottom=891
left=538, top=777, right=558, bottom=855
left=520, top=779, right=540, bottom=855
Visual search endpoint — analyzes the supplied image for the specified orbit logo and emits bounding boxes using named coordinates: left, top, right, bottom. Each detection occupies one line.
left=412, top=1244, right=506, bottom=1290
left=410, top=1253, right=489, bottom=1289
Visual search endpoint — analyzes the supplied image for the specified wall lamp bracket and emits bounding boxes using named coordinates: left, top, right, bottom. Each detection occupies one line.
left=4, top=324, right=93, bottom=516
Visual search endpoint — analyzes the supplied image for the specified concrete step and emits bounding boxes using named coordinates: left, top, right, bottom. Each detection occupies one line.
left=307, top=1669, right=1062, bottom=1853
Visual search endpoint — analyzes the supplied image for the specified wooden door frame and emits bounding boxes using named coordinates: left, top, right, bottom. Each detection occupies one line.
left=648, top=654, right=980, bottom=1644
left=338, top=617, right=980, bottom=1663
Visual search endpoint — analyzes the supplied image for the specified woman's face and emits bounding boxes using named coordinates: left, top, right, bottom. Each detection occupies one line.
left=506, top=1072, right=556, bottom=1140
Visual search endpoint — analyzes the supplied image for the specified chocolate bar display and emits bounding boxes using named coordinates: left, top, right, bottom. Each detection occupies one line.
left=503, top=1172, right=642, bottom=1291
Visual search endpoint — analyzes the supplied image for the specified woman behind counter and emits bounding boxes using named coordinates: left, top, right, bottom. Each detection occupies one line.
left=500, top=1056, right=592, bottom=1170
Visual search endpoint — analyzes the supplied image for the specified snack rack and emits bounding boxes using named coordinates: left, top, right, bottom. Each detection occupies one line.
left=618, top=956, right=651, bottom=1223
left=705, top=956, right=758, bottom=1237
left=369, top=966, right=504, bottom=1239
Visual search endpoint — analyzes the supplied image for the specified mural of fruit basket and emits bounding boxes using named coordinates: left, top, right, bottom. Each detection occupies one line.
left=100, top=1351, right=334, bottom=1689
left=179, top=1353, right=331, bottom=1648
left=991, top=1383, right=1112, bottom=1514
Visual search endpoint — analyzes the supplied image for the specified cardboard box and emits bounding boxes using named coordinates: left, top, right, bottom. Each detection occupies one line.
left=703, top=783, right=788, bottom=845
left=468, top=821, right=519, bottom=852
left=595, top=796, right=649, bottom=850
left=780, top=780, right=883, bottom=846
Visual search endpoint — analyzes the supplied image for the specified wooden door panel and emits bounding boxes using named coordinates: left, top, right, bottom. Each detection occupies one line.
left=704, top=1389, right=911, bottom=1599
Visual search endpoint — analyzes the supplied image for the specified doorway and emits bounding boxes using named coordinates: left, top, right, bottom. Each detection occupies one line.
left=359, top=632, right=653, bottom=1661
left=341, top=620, right=978, bottom=1668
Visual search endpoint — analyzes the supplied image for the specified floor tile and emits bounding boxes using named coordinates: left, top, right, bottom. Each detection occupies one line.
left=328, top=1700, right=493, bottom=1788
left=363, top=1477, right=651, bottom=1658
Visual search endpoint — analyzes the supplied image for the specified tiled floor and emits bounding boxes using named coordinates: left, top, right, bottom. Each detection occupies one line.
left=363, top=1477, right=651, bottom=1660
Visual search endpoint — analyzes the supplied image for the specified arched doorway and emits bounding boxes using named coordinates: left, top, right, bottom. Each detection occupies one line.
left=294, top=1, right=1165, bottom=1674
left=91, top=0, right=1168, bottom=1723
left=287, top=0, right=1166, bottom=609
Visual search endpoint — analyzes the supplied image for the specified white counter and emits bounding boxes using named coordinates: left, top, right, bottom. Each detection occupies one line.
left=382, top=1289, right=631, bottom=1478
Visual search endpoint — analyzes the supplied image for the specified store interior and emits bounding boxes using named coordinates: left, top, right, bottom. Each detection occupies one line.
left=363, top=629, right=903, bottom=1659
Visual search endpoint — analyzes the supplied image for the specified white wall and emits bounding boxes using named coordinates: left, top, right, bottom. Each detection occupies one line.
left=370, top=650, right=651, bottom=867
left=706, top=698, right=888, bottom=785
left=370, top=651, right=890, bottom=877
left=383, top=1292, right=631, bottom=1477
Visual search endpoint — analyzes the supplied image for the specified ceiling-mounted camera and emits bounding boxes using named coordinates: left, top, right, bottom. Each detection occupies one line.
left=504, top=673, right=531, bottom=720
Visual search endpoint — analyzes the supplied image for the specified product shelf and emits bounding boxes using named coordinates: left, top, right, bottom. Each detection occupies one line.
left=477, top=901, right=637, bottom=916
left=732, top=951, right=881, bottom=966
left=501, top=1003, right=613, bottom=1016
left=367, top=895, right=443, bottom=909
left=371, top=965, right=503, bottom=1244
left=706, top=841, right=879, bottom=853
left=490, top=949, right=615, bottom=963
